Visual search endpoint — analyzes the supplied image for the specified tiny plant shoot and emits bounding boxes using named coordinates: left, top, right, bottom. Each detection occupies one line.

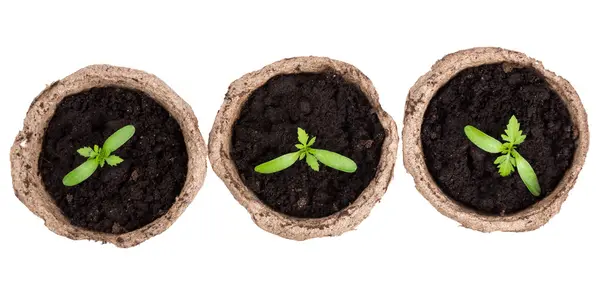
left=254, top=127, right=357, bottom=174
left=464, top=116, right=541, bottom=196
left=62, top=125, right=135, bottom=187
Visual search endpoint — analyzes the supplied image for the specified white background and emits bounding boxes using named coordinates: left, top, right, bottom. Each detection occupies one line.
left=1, top=1, right=598, bottom=286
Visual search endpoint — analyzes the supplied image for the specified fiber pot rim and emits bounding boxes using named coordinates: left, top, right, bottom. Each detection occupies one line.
left=209, top=56, right=399, bottom=240
left=10, top=65, right=207, bottom=248
left=403, top=47, right=589, bottom=232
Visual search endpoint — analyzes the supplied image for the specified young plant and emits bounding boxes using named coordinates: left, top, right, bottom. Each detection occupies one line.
left=62, top=125, right=136, bottom=187
left=254, top=127, right=357, bottom=174
left=464, top=115, right=541, bottom=196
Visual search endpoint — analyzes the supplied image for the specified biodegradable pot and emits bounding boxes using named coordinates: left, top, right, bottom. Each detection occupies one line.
left=209, top=56, right=399, bottom=240
left=10, top=65, right=207, bottom=247
left=403, top=47, right=589, bottom=232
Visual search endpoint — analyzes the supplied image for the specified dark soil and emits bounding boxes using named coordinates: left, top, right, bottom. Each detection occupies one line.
left=40, top=87, right=188, bottom=234
left=421, top=63, right=576, bottom=215
left=231, top=72, right=385, bottom=218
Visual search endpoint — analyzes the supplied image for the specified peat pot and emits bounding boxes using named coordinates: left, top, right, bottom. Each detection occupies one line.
left=209, top=57, right=399, bottom=240
left=403, top=47, right=589, bottom=232
left=11, top=65, right=207, bottom=247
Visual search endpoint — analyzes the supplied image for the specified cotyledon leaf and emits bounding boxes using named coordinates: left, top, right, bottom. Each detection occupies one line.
left=464, top=125, right=503, bottom=153
left=513, top=150, right=541, bottom=197
left=311, top=149, right=357, bottom=173
left=254, top=152, right=300, bottom=174
left=62, top=159, right=99, bottom=187
left=102, top=125, right=135, bottom=153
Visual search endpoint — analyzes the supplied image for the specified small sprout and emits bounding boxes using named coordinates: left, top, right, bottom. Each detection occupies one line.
left=464, top=116, right=541, bottom=196
left=254, top=127, right=357, bottom=174
left=62, top=125, right=135, bottom=187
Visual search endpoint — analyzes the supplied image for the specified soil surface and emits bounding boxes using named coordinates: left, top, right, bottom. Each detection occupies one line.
left=421, top=63, right=575, bottom=215
left=231, top=72, right=384, bottom=218
left=40, top=87, right=188, bottom=234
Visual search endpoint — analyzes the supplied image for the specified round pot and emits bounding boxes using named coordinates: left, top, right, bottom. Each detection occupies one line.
left=209, top=56, right=399, bottom=240
left=403, top=47, right=589, bottom=232
left=10, top=65, right=207, bottom=247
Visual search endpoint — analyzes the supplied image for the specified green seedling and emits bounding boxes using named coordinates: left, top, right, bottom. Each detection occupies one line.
left=254, top=127, right=357, bottom=174
left=62, top=125, right=135, bottom=187
left=464, top=115, right=541, bottom=196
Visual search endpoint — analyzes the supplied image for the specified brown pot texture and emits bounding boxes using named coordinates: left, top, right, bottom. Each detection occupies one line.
left=10, top=65, right=207, bottom=247
left=209, top=56, right=399, bottom=240
left=403, top=47, right=589, bottom=232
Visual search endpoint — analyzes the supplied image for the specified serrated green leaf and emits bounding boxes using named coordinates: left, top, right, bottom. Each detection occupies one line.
left=311, top=149, right=357, bottom=173
left=493, top=155, right=504, bottom=165
left=62, top=159, right=99, bottom=186
left=299, top=151, right=306, bottom=160
left=307, top=137, right=316, bottom=147
left=103, top=125, right=135, bottom=153
left=464, top=126, right=503, bottom=153
left=77, top=147, right=93, bottom=157
left=514, top=135, right=526, bottom=145
left=504, top=115, right=524, bottom=144
left=105, top=155, right=124, bottom=166
left=495, top=154, right=515, bottom=177
left=297, top=127, right=309, bottom=145
left=255, top=152, right=300, bottom=174
left=501, top=134, right=510, bottom=142
left=501, top=142, right=512, bottom=153
left=306, top=153, right=319, bottom=171
left=295, top=144, right=304, bottom=149
left=513, top=150, right=541, bottom=196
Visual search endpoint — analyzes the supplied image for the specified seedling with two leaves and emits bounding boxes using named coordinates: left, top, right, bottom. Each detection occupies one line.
left=254, top=127, right=357, bottom=174
left=464, top=115, right=541, bottom=196
left=62, top=125, right=135, bottom=186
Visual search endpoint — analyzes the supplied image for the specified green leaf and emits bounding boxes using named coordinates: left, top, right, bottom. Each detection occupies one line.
left=62, top=159, right=99, bottom=186
left=311, top=149, right=357, bottom=173
left=105, top=155, right=124, bottom=166
left=494, top=154, right=515, bottom=177
left=306, top=153, right=319, bottom=171
left=503, top=115, right=524, bottom=145
left=255, top=152, right=300, bottom=174
left=514, top=135, right=527, bottom=145
left=464, top=125, right=503, bottom=153
left=77, top=147, right=93, bottom=157
left=513, top=150, right=541, bottom=196
left=295, top=144, right=305, bottom=150
left=94, top=145, right=99, bottom=153
left=297, top=127, right=309, bottom=145
left=299, top=151, right=306, bottom=160
left=501, top=142, right=512, bottom=153
left=103, top=125, right=135, bottom=154
left=307, top=137, right=316, bottom=147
